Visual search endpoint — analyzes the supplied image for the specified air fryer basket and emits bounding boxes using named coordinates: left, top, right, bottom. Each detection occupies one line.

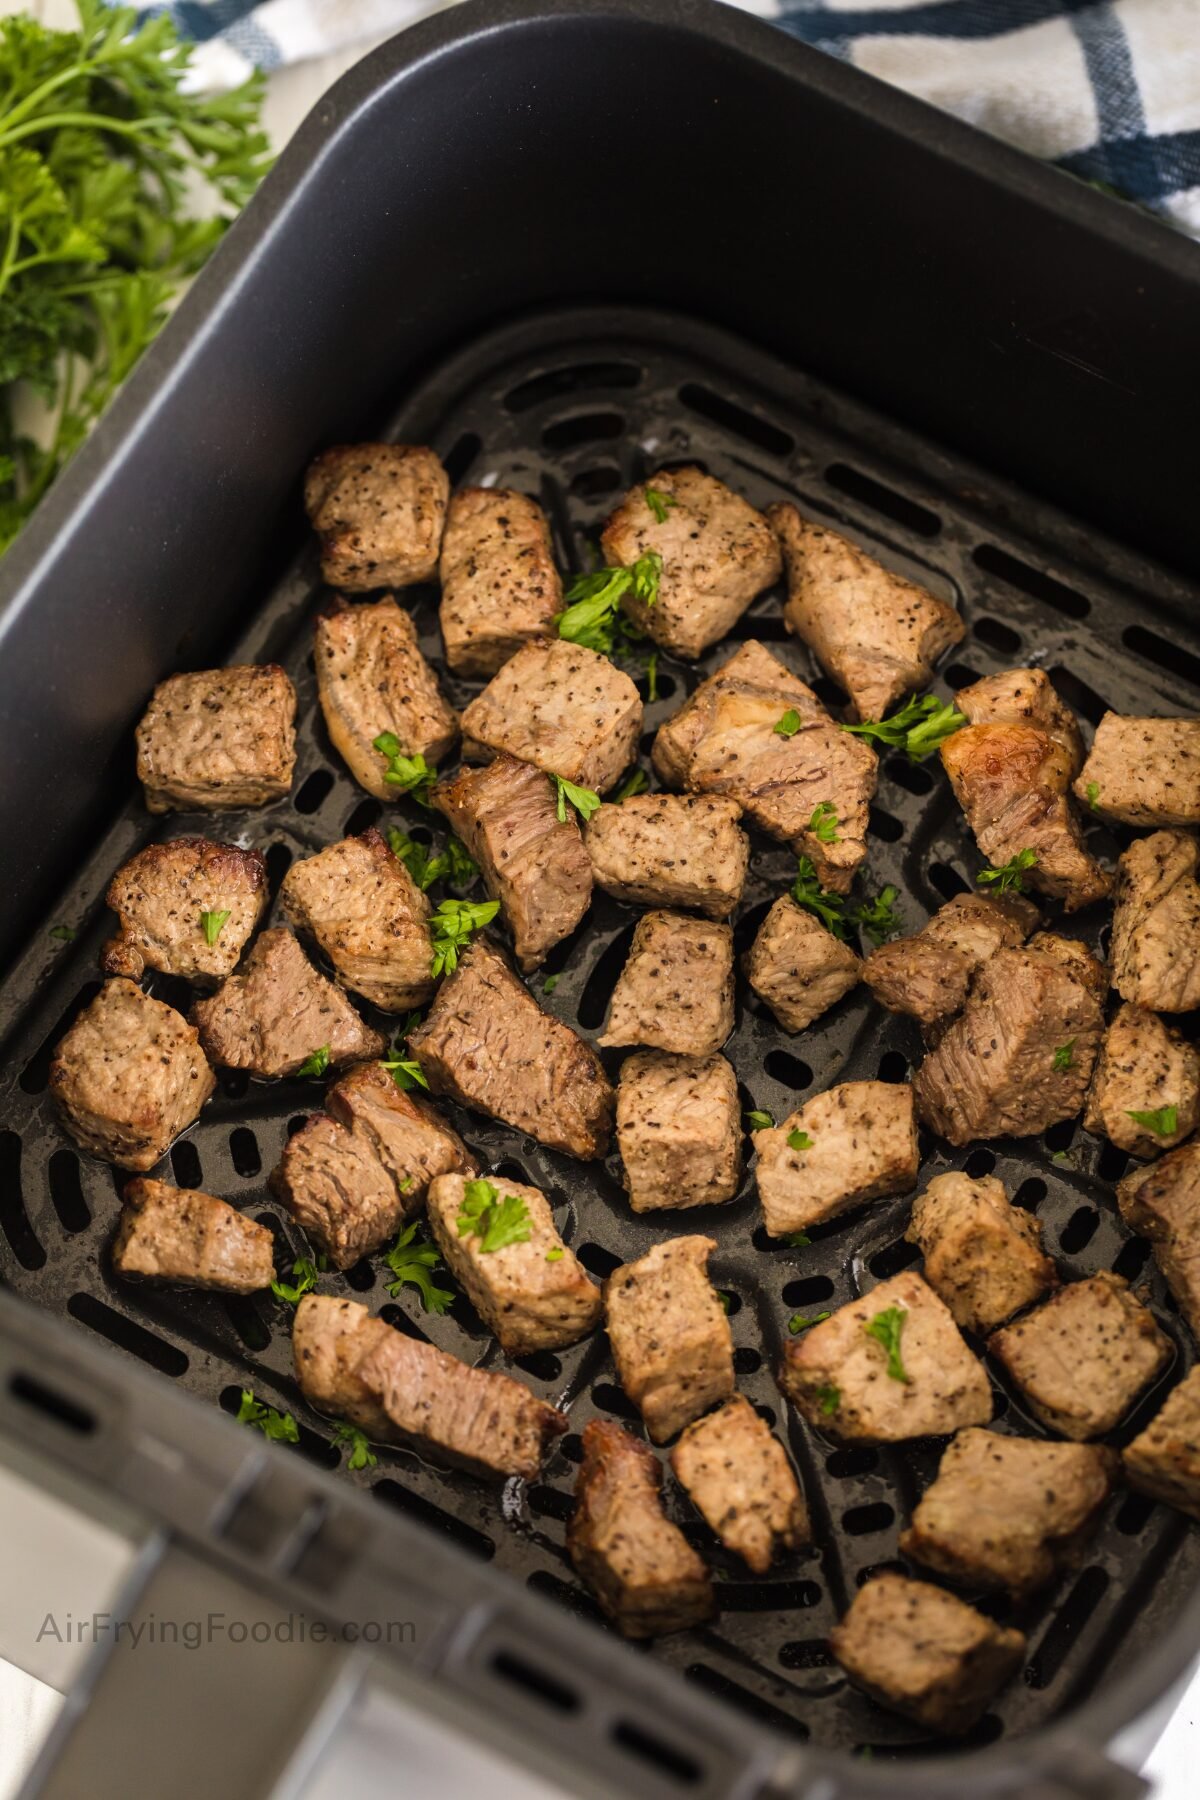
left=2, top=303, right=1199, bottom=1777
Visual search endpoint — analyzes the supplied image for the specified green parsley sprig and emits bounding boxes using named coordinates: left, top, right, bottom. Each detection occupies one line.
left=373, top=733, right=436, bottom=805
left=555, top=551, right=662, bottom=653
left=1053, top=1040, right=1076, bottom=1073
left=791, top=855, right=847, bottom=936
left=613, top=768, right=649, bottom=802
left=270, top=1254, right=325, bottom=1306
left=808, top=801, right=839, bottom=844
left=237, top=1389, right=298, bottom=1443
left=386, top=826, right=477, bottom=892
left=815, top=1384, right=840, bottom=1416
left=851, top=885, right=901, bottom=946
left=332, top=1421, right=377, bottom=1471
left=552, top=773, right=602, bottom=824
left=295, top=1045, right=330, bottom=1079
left=1085, top=781, right=1100, bottom=811
left=842, top=693, right=966, bottom=763
left=1126, top=1104, right=1178, bottom=1138
left=775, top=708, right=802, bottom=739
left=863, top=1305, right=910, bottom=1383
left=457, top=1178, right=532, bottom=1253
left=787, top=1128, right=813, bottom=1152
left=645, top=486, right=677, bottom=524
left=380, top=1013, right=428, bottom=1092
left=745, top=1109, right=775, bottom=1131
left=789, top=1311, right=830, bottom=1334
left=977, top=847, right=1038, bottom=893
left=429, top=898, right=499, bottom=978
left=200, top=908, right=230, bottom=946
left=383, top=1220, right=454, bottom=1312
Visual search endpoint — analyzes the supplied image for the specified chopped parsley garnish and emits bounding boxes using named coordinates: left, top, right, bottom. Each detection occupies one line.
left=977, top=847, right=1038, bottom=893
left=1126, top=1104, right=1179, bottom=1138
left=808, top=801, right=839, bottom=844
left=200, top=908, right=231, bottom=946
left=789, top=1311, right=830, bottom=1335
left=332, top=1422, right=377, bottom=1471
left=791, top=855, right=847, bottom=937
left=645, top=486, right=677, bottom=524
left=816, top=1384, right=841, bottom=1416
left=863, top=1305, right=910, bottom=1383
left=850, top=885, right=901, bottom=946
left=296, top=1045, right=331, bottom=1079
left=555, top=551, right=663, bottom=652
left=842, top=693, right=966, bottom=762
left=775, top=708, right=803, bottom=739
left=552, top=773, right=602, bottom=825
left=546, top=1247, right=564, bottom=1263
left=456, top=1178, right=532, bottom=1253
left=745, top=1109, right=775, bottom=1131
left=613, top=768, right=649, bottom=802
left=372, top=733, right=436, bottom=806
left=787, top=1128, right=813, bottom=1152
left=1053, top=1040, right=1076, bottom=1073
left=387, top=827, right=478, bottom=892
left=542, top=974, right=560, bottom=995
left=237, top=1389, right=299, bottom=1443
left=717, top=1290, right=733, bottom=1314
left=270, top=1255, right=324, bottom=1306
left=383, top=1220, right=454, bottom=1313
left=429, top=898, right=500, bottom=978
left=1085, top=781, right=1100, bottom=811
left=644, top=650, right=659, bottom=703
left=381, top=1014, right=428, bottom=1090
left=783, top=1230, right=812, bottom=1248
left=49, top=924, right=75, bottom=942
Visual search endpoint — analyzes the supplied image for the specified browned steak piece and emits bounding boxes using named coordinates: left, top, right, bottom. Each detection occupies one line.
left=113, top=1178, right=273, bottom=1293
left=271, top=1113, right=403, bottom=1269
left=314, top=596, right=458, bottom=799
left=1110, top=830, right=1200, bottom=1013
left=438, top=486, right=561, bottom=676
left=426, top=1172, right=601, bottom=1356
left=670, top=1395, right=810, bottom=1574
left=744, top=896, right=861, bottom=1032
left=901, top=1428, right=1117, bottom=1597
left=408, top=937, right=614, bottom=1158
left=599, top=911, right=734, bottom=1057
left=956, top=668, right=1084, bottom=770
left=192, top=928, right=386, bottom=1078
left=50, top=979, right=215, bottom=1171
left=989, top=1274, right=1171, bottom=1440
left=102, top=837, right=268, bottom=983
left=1085, top=1002, right=1200, bottom=1155
left=754, top=1081, right=918, bottom=1237
left=651, top=641, right=878, bottom=892
left=304, top=443, right=448, bottom=590
left=584, top=792, right=749, bottom=918
left=354, top=1325, right=567, bottom=1478
left=326, top=1060, right=474, bottom=1212
left=292, top=1295, right=396, bottom=1438
left=906, top=1172, right=1057, bottom=1334
left=605, top=1236, right=735, bottom=1442
left=616, top=1051, right=741, bottom=1212
left=1123, top=1368, right=1200, bottom=1521
left=778, top=1271, right=992, bottom=1442
left=830, top=1573, right=1025, bottom=1736
left=1074, top=713, right=1200, bottom=828
left=135, top=665, right=297, bottom=814
left=280, top=828, right=434, bottom=1011
left=1026, top=929, right=1109, bottom=1003
left=432, top=754, right=591, bottom=969
left=567, top=1420, right=714, bottom=1637
left=769, top=503, right=964, bottom=721
left=601, top=466, right=781, bottom=659
left=862, top=892, right=1039, bottom=1036
left=459, top=639, right=642, bottom=793
left=1118, top=1141, right=1200, bottom=1338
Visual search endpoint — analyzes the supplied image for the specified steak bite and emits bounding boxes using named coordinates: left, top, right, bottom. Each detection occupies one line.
left=601, top=466, right=782, bottom=660
left=598, top=911, right=734, bottom=1057
left=768, top=503, right=964, bottom=721
left=314, top=597, right=458, bottom=799
left=1084, top=1003, right=1200, bottom=1156
left=670, top=1395, right=810, bottom=1574
left=432, top=754, right=591, bottom=970
left=192, top=928, right=386, bottom=1078
left=744, top=896, right=861, bottom=1033
left=271, top=1113, right=404, bottom=1269
left=1123, top=1368, right=1200, bottom=1521
left=778, top=1271, right=992, bottom=1442
left=584, top=792, right=749, bottom=918
left=604, top=1235, right=735, bottom=1442
left=293, top=1295, right=396, bottom=1438
left=135, top=665, right=297, bottom=814
left=830, top=1573, right=1025, bottom=1736
left=102, top=837, right=268, bottom=983
left=408, top=936, right=614, bottom=1158
left=567, top=1420, right=714, bottom=1638
left=956, top=668, right=1085, bottom=771
left=1117, top=1141, right=1200, bottom=1338
left=425, top=1172, right=601, bottom=1356
left=906, top=1173, right=1057, bottom=1334
left=616, top=1051, right=742, bottom=1212
left=326, top=1059, right=474, bottom=1211
left=1110, top=831, right=1200, bottom=1013
left=438, top=486, right=562, bottom=676
left=652, top=641, right=878, bottom=892
left=280, top=829, right=434, bottom=1012
left=50, top=979, right=215, bottom=1171
left=460, top=639, right=642, bottom=793
left=754, top=1081, right=918, bottom=1238
left=912, top=942, right=1103, bottom=1146
left=304, top=443, right=449, bottom=590
left=113, top=1178, right=273, bottom=1293
left=862, top=892, right=1039, bottom=1037
left=1074, top=713, right=1200, bottom=828
left=989, top=1274, right=1172, bottom=1440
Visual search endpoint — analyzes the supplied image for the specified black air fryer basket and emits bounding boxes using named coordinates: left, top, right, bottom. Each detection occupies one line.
left=1, top=5, right=1199, bottom=1796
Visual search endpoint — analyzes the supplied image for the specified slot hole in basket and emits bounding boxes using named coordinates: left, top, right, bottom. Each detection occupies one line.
left=491, top=1648, right=580, bottom=1713
left=763, top=1050, right=812, bottom=1091
left=1046, top=665, right=1113, bottom=728
left=19, top=981, right=101, bottom=1094
left=68, top=1293, right=187, bottom=1375
left=824, top=463, right=941, bottom=538
left=612, top=1719, right=702, bottom=1786
left=943, top=662, right=983, bottom=691
left=526, top=1484, right=574, bottom=1523
left=965, top=1148, right=996, bottom=1178
left=782, top=1276, right=835, bottom=1307
left=929, top=861, right=969, bottom=902
left=0, top=1132, right=44, bottom=1270
left=885, top=756, right=934, bottom=797
left=826, top=1447, right=878, bottom=1478
left=265, top=843, right=293, bottom=895
left=1097, top=1141, right=1131, bottom=1184
left=1115, top=1491, right=1156, bottom=1536
left=973, top=545, right=1090, bottom=620
left=577, top=1241, right=621, bottom=1279
left=869, top=1239, right=920, bottom=1279
left=8, top=1372, right=96, bottom=1436
left=505, top=362, right=640, bottom=414
left=777, top=1640, right=833, bottom=1670
left=972, top=615, right=1022, bottom=655
left=685, top=1664, right=810, bottom=1740
left=170, top=1139, right=203, bottom=1190
left=1122, top=625, right=1200, bottom=690
left=842, top=1501, right=895, bottom=1536
left=570, top=464, right=622, bottom=499
left=1026, top=1566, right=1109, bottom=1688
left=678, top=382, right=792, bottom=457
left=591, top=1382, right=643, bottom=1424
left=1015, top=1178, right=1047, bottom=1211
left=876, top=1051, right=908, bottom=1084
left=223, top=1296, right=271, bottom=1353
left=373, top=1480, right=495, bottom=1559
left=442, top=432, right=482, bottom=484
left=1113, top=1237, right=1151, bottom=1282
left=1059, top=1207, right=1099, bottom=1255
left=345, top=798, right=382, bottom=836
left=542, top=411, right=624, bottom=452
left=230, top=1127, right=261, bottom=1179
left=577, top=925, right=635, bottom=1030
left=868, top=806, right=903, bottom=843
left=295, top=770, right=335, bottom=815
left=48, top=1148, right=90, bottom=1234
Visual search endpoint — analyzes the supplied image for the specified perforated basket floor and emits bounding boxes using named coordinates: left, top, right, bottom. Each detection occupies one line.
left=2, top=308, right=1199, bottom=1760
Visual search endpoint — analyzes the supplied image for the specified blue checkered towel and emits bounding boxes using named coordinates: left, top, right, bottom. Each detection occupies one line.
left=159, top=0, right=1200, bottom=238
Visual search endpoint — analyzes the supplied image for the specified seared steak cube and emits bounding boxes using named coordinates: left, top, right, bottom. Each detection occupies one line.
left=314, top=596, right=458, bottom=800
left=830, top=1573, right=1025, bottom=1736
left=568, top=1419, right=714, bottom=1638
left=906, top=1172, right=1057, bottom=1335
left=304, top=443, right=448, bottom=590
left=192, top=928, right=386, bottom=1078
left=989, top=1274, right=1171, bottom=1440
left=956, top=667, right=1084, bottom=770
left=1074, top=713, right=1200, bottom=828
left=438, top=487, right=561, bottom=675
left=605, top=1235, right=735, bottom=1442
left=293, top=1295, right=398, bottom=1439
left=408, top=937, right=614, bottom=1159
left=271, top=1113, right=403, bottom=1269
left=1123, top=1368, right=1200, bottom=1521
left=50, top=979, right=215, bottom=1171
left=778, top=1271, right=992, bottom=1442
left=1084, top=1002, right=1199, bottom=1156
left=584, top=792, right=749, bottom=918
left=616, top=1051, right=741, bottom=1212
left=863, top=892, right=1039, bottom=1037
left=900, top=1427, right=1118, bottom=1597
left=433, top=754, right=591, bottom=970
left=601, top=466, right=781, bottom=659
left=769, top=503, right=963, bottom=721
left=102, top=836, right=268, bottom=983
left=136, top=665, right=296, bottom=814
left=1110, top=830, right=1200, bottom=1013
left=744, top=896, right=861, bottom=1033
left=326, top=1059, right=474, bottom=1211
left=113, top=1178, right=273, bottom=1293
left=1118, top=1141, right=1200, bottom=1339
left=280, top=828, right=435, bottom=1011
left=426, top=1171, right=601, bottom=1356
left=599, top=911, right=734, bottom=1057
left=670, top=1395, right=809, bottom=1574
left=460, top=639, right=642, bottom=793
left=754, top=1080, right=918, bottom=1238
